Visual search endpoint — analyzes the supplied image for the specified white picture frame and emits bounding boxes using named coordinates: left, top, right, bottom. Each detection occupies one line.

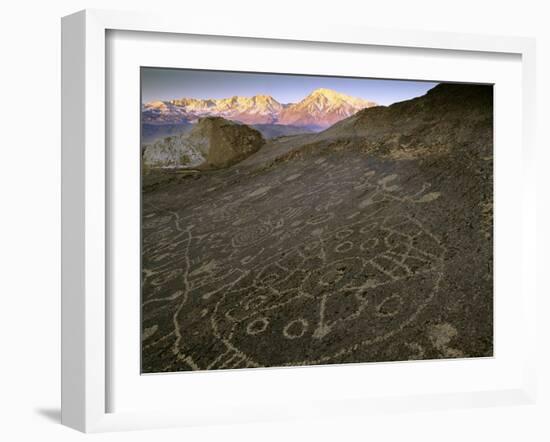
left=61, top=9, right=537, bottom=433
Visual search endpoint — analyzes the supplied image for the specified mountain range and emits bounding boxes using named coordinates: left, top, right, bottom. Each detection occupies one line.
left=142, top=88, right=377, bottom=130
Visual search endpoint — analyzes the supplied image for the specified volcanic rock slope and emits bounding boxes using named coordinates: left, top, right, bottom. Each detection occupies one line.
left=141, top=83, right=493, bottom=372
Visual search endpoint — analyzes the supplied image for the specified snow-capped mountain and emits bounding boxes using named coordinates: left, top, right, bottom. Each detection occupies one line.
left=278, top=88, right=377, bottom=128
left=142, top=88, right=377, bottom=129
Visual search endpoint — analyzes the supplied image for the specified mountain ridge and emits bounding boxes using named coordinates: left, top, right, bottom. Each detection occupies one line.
left=142, top=88, right=377, bottom=129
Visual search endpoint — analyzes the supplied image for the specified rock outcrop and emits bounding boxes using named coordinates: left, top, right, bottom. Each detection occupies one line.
left=143, top=117, right=265, bottom=169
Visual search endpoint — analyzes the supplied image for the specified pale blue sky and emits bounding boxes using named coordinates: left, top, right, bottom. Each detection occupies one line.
left=141, top=68, right=438, bottom=106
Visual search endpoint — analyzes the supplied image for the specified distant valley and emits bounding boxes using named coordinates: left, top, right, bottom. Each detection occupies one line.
left=142, top=121, right=316, bottom=144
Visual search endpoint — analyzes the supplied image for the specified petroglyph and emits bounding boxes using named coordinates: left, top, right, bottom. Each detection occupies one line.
left=140, top=150, right=458, bottom=372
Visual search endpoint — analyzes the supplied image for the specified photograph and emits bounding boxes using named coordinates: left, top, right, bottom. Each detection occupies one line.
left=140, top=68, right=493, bottom=373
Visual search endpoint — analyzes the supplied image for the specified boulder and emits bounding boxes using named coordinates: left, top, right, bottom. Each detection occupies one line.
left=143, top=117, right=265, bottom=169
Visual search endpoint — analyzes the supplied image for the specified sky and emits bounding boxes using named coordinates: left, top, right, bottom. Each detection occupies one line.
left=141, top=68, right=439, bottom=106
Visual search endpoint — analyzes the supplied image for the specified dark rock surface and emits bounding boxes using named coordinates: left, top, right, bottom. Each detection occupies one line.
left=141, top=84, right=493, bottom=372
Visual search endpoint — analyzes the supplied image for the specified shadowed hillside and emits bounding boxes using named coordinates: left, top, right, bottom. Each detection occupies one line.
left=318, top=83, right=492, bottom=152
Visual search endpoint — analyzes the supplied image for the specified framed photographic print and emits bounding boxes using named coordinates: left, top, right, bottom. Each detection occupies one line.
left=61, top=9, right=537, bottom=432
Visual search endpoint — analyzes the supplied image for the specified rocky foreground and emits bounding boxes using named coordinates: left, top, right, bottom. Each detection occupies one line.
left=141, top=83, right=493, bottom=373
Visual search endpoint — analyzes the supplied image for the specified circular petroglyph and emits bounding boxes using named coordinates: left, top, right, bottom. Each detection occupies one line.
left=334, top=241, right=354, bottom=253
left=376, top=294, right=404, bottom=318
left=359, top=221, right=379, bottom=234
left=360, top=238, right=379, bottom=251
left=283, top=319, right=308, bottom=339
left=246, top=317, right=269, bottom=336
